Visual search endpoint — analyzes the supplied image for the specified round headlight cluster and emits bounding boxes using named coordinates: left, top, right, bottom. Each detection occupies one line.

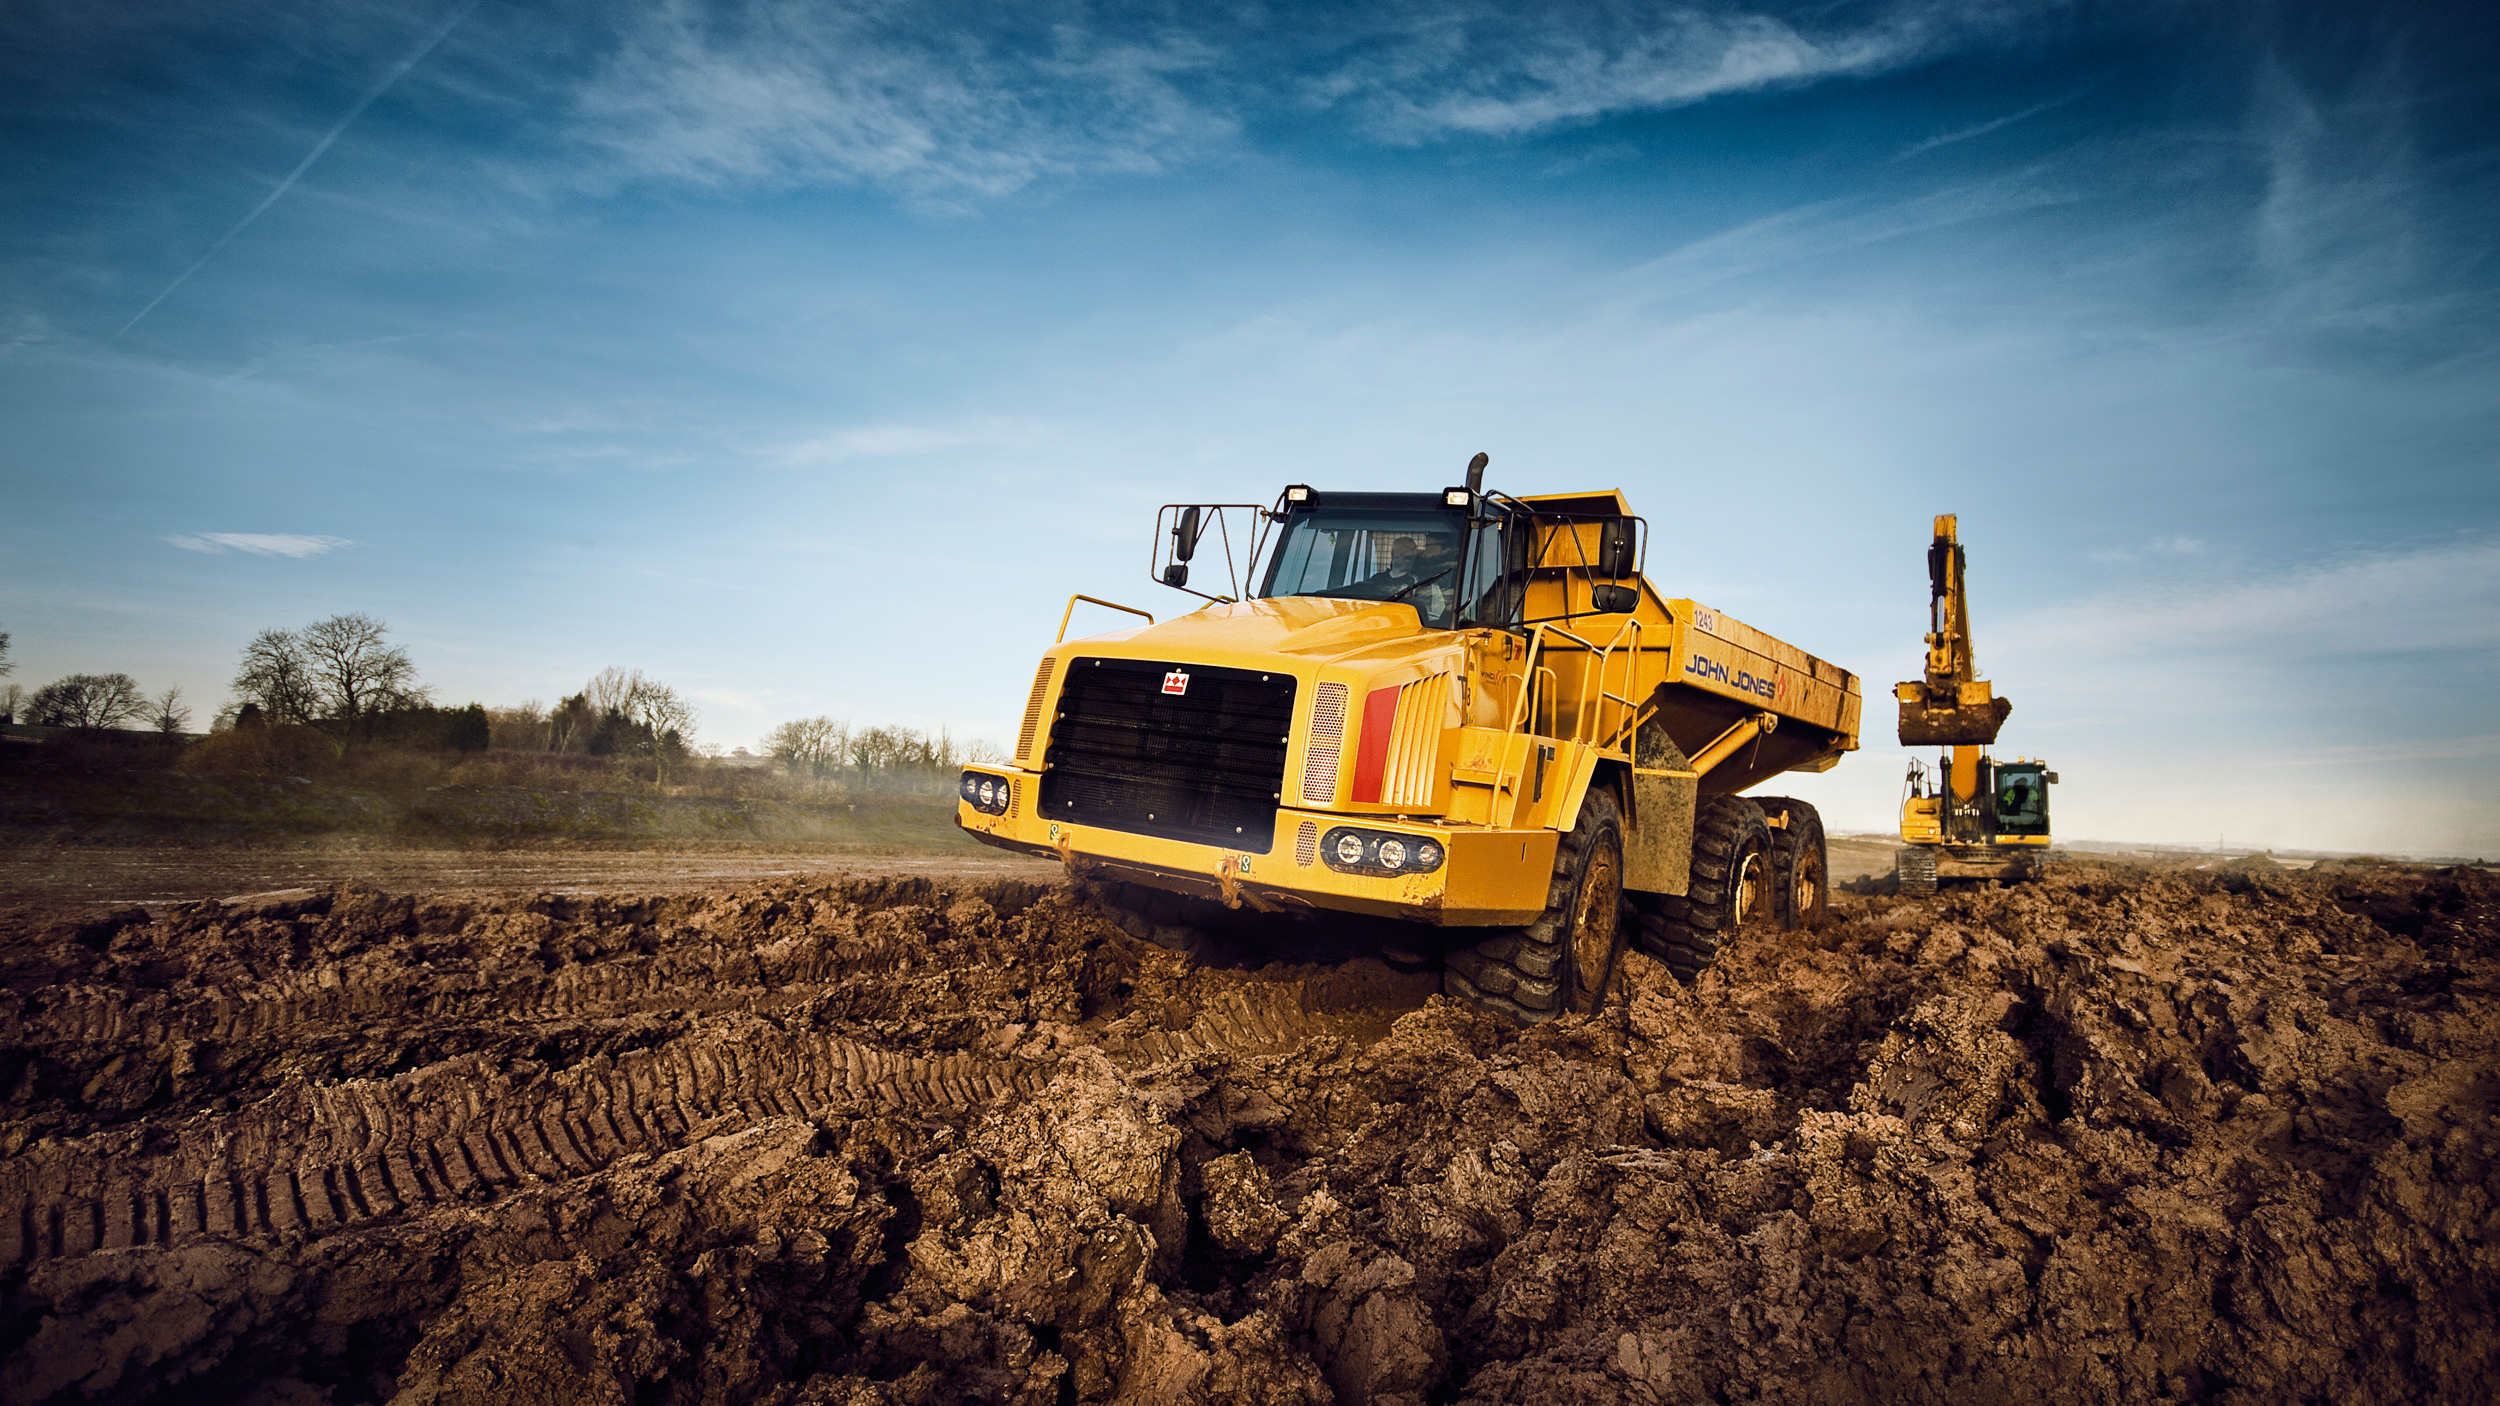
left=1318, top=827, right=1447, bottom=876
left=959, top=770, right=1013, bottom=816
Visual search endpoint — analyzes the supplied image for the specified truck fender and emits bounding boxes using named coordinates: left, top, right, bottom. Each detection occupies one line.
left=1551, top=746, right=1614, bottom=837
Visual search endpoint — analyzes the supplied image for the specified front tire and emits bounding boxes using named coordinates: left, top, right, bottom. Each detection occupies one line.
left=1445, top=788, right=1626, bottom=1024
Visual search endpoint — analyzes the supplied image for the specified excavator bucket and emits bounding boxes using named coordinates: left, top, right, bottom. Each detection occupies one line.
left=1897, top=693, right=2011, bottom=746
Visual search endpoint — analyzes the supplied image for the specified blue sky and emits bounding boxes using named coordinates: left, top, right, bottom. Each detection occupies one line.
left=4, top=0, right=2496, bottom=855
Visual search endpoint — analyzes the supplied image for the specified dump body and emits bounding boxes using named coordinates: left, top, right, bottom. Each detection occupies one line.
left=958, top=485, right=1860, bottom=929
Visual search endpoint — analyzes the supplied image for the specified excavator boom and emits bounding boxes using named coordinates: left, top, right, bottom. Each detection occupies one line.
left=1895, top=514, right=2011, bottom=746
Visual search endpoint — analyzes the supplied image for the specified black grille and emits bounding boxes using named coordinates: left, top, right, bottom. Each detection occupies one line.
left=1040, top=657, right=1295, bottom=852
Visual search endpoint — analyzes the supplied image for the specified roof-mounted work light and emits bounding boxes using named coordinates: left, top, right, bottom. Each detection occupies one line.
left=1284, top=484, right=1313, bottom=503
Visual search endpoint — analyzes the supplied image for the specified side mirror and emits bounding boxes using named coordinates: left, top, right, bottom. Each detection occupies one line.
left=1590, top=583, right=1637, bottom=613
left=1596, top=518, right=1637, bottom=577
left=1162, top=564, right=1189, bottom=588
left=1172, top=506, right=1204, bottom=562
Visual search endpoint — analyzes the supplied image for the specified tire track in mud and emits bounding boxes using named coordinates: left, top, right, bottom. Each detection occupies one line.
left=0, top=936, right=896, bottom=1053
left=1, top=877, right=1409, bottom=1269
left=1098, top=984, right=1334, bottom=1065
left=2, top=976, right=1350, bottom=1267
left=0, top=1017, right=1055, bottom=1266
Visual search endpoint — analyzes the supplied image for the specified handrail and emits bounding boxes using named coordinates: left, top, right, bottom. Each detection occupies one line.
left=1057, top=594, right=1155, bottom=644
left=1503, top=628, right=1548, bottom=736
left=1539, top=615, right=1642, bottom=751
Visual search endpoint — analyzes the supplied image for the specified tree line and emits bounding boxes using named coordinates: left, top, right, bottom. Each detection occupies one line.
left=0, top=626, right=191, bottom=732
left=760, top=716, right=1004, bottom=794
left=4, top=614, right=998, bottom=796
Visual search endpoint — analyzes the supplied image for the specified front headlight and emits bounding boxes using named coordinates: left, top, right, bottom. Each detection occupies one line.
left=1320, top=827, right=1445, bottom=876
left=960, top=770, right=1011, bottom=815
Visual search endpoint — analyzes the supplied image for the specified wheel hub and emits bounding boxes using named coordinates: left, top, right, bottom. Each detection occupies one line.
left=1572, top=847, right=1622, bottom=1001
left=1735, top=851, right=1764, bottom=925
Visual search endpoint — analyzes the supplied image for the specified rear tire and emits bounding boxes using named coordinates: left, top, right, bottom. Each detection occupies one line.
left=1754, top=797, right=1829, bottom=930
left=1629, top=795, right=1771, bottom=984
left=1445, top=788, right=1626, bottom=1024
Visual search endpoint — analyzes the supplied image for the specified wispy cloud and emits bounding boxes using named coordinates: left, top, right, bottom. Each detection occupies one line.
left=1897, top=87, right=2088, bottom=159
left=2082, top=534, right=2207, bottom=564
left=2278, top=734, right=2500, bottom=766
left=1609, top=170, right=2080, bottom=303
left=567, top=0, right=1231, bottom=202
left=555, top=2, right=2029, bottom=201
left=165, top=533, right=354, bottom=558
left=776, top=417, right=1046, bottom=463
left=1309, top=3, right=1988, bottom=142
left=2018, top=536, right=2500, bottom=658
left=693, top=686, right=769, bottom=715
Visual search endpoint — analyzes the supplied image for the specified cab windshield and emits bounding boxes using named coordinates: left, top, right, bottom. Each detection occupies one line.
left=1994, top=769, right=2049, bottom=833
left=1258, top=501, right=1469, bottom=628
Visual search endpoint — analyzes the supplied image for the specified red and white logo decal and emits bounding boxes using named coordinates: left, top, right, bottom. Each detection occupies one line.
left=1162, top=670, right=1190, bottom=695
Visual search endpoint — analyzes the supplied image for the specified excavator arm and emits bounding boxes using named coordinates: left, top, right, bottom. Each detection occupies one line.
left=1895, top=514, right=2012, bottom=746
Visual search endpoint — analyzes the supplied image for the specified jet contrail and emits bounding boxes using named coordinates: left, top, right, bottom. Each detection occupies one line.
left=115, top=0, right=482, bottom=341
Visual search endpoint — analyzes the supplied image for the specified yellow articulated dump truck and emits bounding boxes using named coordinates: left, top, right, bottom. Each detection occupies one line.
left=958, top=455, right=1862, bottom=1023
left=1893, top=514, right=2057, bottom=893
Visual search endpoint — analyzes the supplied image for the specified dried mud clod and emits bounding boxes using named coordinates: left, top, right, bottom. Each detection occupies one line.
left=0, top=862, right=2495, bottom=1403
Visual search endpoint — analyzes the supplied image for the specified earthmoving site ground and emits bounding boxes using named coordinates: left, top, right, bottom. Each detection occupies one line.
left=1, top=824, right=2493, bottom=1403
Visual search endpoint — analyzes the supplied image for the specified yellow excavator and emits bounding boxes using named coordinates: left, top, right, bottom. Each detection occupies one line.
left=1893, top=514, right=2055, bottom=893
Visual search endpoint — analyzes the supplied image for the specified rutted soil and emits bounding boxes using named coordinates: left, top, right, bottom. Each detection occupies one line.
left=0, top=860, right=2493, bottom=1403
left=0, top=841, right=1059, bottom=911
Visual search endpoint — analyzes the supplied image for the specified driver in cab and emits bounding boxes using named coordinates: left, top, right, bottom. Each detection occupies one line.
left=1370, top=534, right=1459, bottom=621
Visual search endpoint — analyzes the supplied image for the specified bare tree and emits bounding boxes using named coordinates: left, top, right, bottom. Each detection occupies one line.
left=150, top=685, right=191, bottom=735
left=300, top=613, right=423, bottom=723
left=765, top=716, right=850, bottom=780
left=28, top=673, right=146, bottom=729
left=489, top=700, right=550, bottom=751
left=584, top=666, right=639, bottom=718
left=566, top=667, right=700, bottom=779
left=626, top=676, right=698, bottom=784
left=1, top=683, right=23, bottom=724
left=0, top=626, right=12, bottom=678
left=232, top=629, right=320, bottom=725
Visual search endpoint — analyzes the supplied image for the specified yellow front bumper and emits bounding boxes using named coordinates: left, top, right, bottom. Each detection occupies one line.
left=956, top=773, right=1553, bottom=927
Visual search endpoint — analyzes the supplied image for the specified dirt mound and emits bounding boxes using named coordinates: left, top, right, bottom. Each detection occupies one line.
left=2, top=861, right=2493, bottom=1402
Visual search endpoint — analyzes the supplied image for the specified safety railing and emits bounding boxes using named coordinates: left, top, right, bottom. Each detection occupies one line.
left=1495, top=613, right=1645, bottom=809
left=1535, top=615, right=1644, bottom=753
left=1057, top=595, right=1155, bottom=644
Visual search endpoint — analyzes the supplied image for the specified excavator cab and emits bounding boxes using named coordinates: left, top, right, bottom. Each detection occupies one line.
left=1992, top=761, right=2052, bottom=837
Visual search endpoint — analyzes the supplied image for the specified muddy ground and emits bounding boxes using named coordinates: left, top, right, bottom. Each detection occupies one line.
left=0, top=857, right=2493, bottom=1404
left=0, top=835, right=1903, bottom=914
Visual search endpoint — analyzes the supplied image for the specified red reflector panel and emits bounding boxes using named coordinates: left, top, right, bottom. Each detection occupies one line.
left=1350, top=686, right=1401, bottom=804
